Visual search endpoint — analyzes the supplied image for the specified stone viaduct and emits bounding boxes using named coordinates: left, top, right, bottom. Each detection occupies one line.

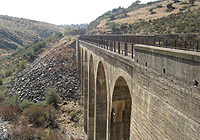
left=76, top=35, right=200, bottom=140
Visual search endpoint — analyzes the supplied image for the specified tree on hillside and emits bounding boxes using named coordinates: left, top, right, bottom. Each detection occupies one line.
left=0, top=78, right=3, bottom=85
left=166, top=3, right=175, bottom=12
left=109, top=14, right=116, bottom=20
left=167, top=3, right=175, bottom=9
left=189, top=0, right=196, bottom=6
left=172, top=0, right=180, bottom=3
left=129, top=0, right=141, bottom=8
left=149, top=8, right=156, bottom=14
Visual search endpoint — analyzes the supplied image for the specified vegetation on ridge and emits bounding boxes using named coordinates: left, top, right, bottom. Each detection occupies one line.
left=0, top=15, right=63, bottom=51
left=0, top=32, right=63, bottom=95
left=87, top=0, right=200, bottom=35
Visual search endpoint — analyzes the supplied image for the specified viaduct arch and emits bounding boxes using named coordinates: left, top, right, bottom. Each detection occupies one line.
left=88, top=55, right=95, bottom=140
left=77, top=38, right=200, bottom=140
left=96, top=61, right=107, bottom=140
left=111, top=76, right=131, bottom=140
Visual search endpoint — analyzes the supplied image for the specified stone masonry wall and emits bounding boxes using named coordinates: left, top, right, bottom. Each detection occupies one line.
left=79, top=40, right=200, bottom=140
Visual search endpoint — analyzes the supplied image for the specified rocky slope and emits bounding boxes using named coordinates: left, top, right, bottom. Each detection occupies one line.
left=8, top=37, right=80, bottom=102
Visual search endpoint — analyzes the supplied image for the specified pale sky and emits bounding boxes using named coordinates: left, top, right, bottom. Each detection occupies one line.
left=0, top=0, right=156, bottom=25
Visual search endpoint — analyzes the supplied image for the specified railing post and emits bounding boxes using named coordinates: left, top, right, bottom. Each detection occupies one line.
left=184, top=40, right=187, bottom=50
left=80, top=34, right=199, bottom=53
left=193, top=40, right=195, bottom=51
left=159, top=38, right=161, bottom=46
left=174, top=40, right=177, bottom=48
left=118, top=42, right=120, bottom=54
left=153, top=36, right=156, bottom=46
left=114, top=42, right=116, bottom=52
left=125, top=43, right=128, bottom=56
left=131, top=44, right=134, bottom=58
left=146, top=37, right=149, bottom=45
left=110, top=41, right=113, bottom=51
left=163, top=38, right=165, bottom=47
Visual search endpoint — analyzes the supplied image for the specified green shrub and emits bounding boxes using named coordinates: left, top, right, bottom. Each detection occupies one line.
left=149, top=8, right=156, bottom=14
left=179, top=5, right=189, bottom=11
left=156, top=4, right=163, bottom=8
left=172, top=0, right=180, bottom=3
left=166, top=3, right=175, bottom=10
left=11, top=125, right=37, bottom=140
left=33, top=41, right=46, bottom=53
left=27, top=51, right=36, bottom=62
left=5, top=94, right=20, bottom=108
left=0, top=72, right=4, bottom=79
left=11, top=125, right=66, bottom=140
left=8, top=94, right=20, bottom=108
left=19, top=99, right=34, bottom=110
left=0, top=78, right=3, bottom=85
left=0, top=91, right=5, bottom=101
left=23, top=105, right=47, bottom=127
left=166, top=3, right=175, bottom=12
left=11, top=76, right=16, bottom=83
left=17, top=60, right=26, bottom=72
left=46, top=88, right=60, bottom=108
left=109, top=14, right=116, bottom=20
left=44, top=131, right=66, bottom=140
left=0, top=105, right=19, bottom=121
left=4, top=68, right=12, bottom=78
left=11, top=126, right=65, bottom=140
left=70, top=111, right=78, bottom=122
left=45, top=105, right=58, bottom=129
left=189, top=0, right=196, bottom=6
left=55, top=32, right=63, bottom=38
left=23, top=105, right=58, bottom=128
left=36, top=101, right=46, bottom=107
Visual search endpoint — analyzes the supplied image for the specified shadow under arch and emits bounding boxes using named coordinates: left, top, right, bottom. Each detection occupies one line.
left=96, top=61, right=107, bottom=140
left=88, top=54, right=95, bottom=139
left=81, top=48, right=84, bottom=101
left=110, top=76, right=131, bottom=140
left=84, top=50, right=88, bottom=132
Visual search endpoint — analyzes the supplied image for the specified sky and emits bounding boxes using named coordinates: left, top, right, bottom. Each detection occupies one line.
left=0, top=0, right=156, bottom=25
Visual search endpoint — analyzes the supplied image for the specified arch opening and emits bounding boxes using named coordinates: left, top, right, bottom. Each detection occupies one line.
left=81, top=48, right=84, bottom=103
left=96, top=61, right=107, bottom=140
left=88, top=55, right=95, bottom=139
left=84, top=50, right=88, bottom=132
left=110, top=76, right=131, bottom=140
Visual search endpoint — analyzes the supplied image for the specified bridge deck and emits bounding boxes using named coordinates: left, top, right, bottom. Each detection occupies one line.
left=80, top=34, right=200, bottom=53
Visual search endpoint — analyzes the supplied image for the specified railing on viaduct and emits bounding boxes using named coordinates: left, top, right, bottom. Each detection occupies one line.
left=79, top=34, right=200, bottom=59
left=77, top=35, right=200, bottom=140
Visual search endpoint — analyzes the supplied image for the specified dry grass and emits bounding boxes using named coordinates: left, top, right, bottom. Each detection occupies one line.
left=0, top=104, right=19, bottom=121
left=93, top=0, right=200, bottom=34
left=0, top=14, right=63, bottom=51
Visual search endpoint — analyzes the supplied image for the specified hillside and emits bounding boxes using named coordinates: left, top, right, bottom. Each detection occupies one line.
left=0, top=15, right=63, bottom=51
left=87, top=0, right=200, bottom=34
left=0, top=36, right=86, bottom=140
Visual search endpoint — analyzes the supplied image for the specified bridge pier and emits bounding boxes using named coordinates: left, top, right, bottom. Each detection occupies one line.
left=88, top=55, right=95, bottom=140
